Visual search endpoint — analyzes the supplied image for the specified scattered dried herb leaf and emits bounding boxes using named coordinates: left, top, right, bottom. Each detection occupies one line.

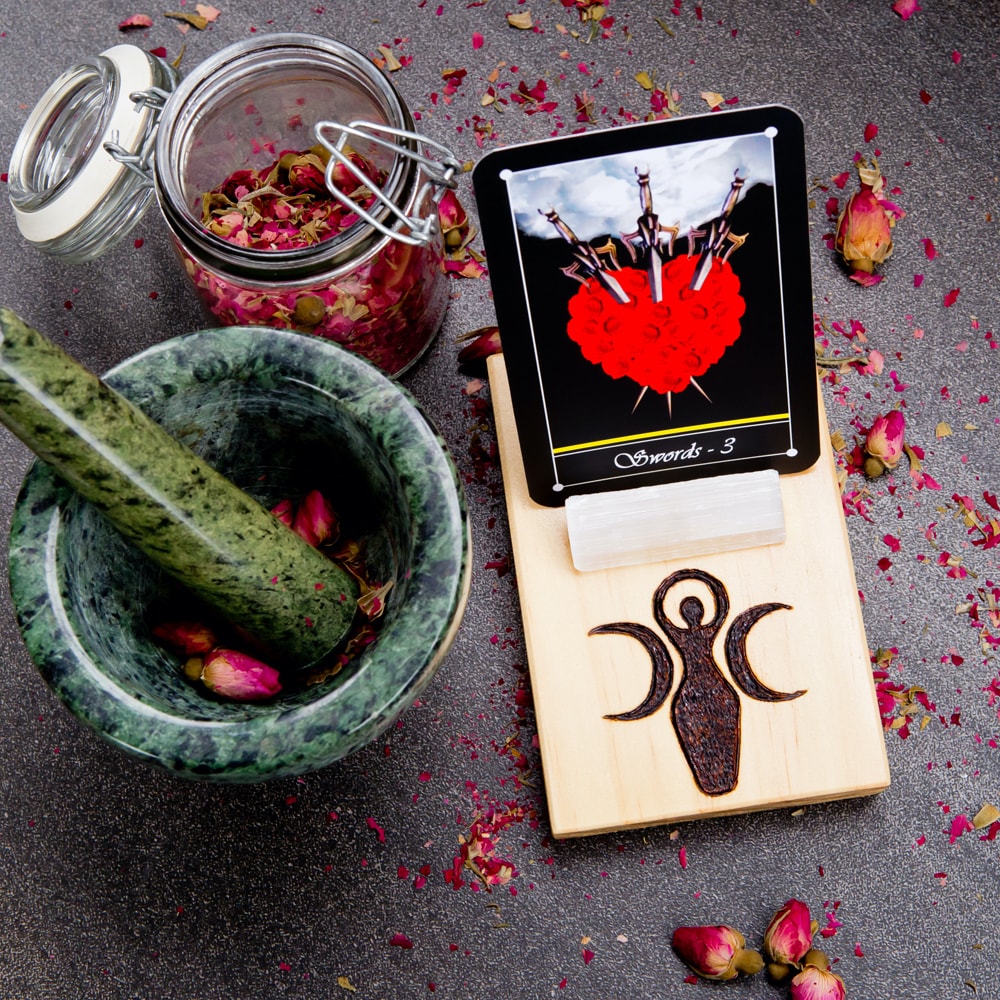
left=972, top=803, right=1000, bottom=829
left=377, top=44, right=403, bottom=71
left=507, top=11, right=534, bottom=29
left=164, top=10, right=209, bottom=30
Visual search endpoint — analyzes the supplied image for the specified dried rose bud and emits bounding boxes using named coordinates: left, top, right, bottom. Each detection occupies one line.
left=456, top=325, right=502, bottom=366
left=270, top=498, right=294, bottom=527
left=438, top=189, right=470, bottom=250
left=835, top=160, right=898, bottom=284
left=763, top=899, right=814, bottom=968
left=293, top=490, right=340, bottom=547
left=200, top=649, right=282, bottom=701
left=671, top=925, right=764, bottom=981
left=152, top=620, right=218, bottom=655
left=864, top=410, right=906, bottom=477
left=790, top=964, right=847, bottom=1000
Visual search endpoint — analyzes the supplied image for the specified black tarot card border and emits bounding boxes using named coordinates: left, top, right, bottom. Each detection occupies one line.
left=473, top=104, right=820, bottom=507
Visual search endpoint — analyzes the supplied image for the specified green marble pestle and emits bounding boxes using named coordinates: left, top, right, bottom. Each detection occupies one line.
left=0, top=308, right=358, bottom=668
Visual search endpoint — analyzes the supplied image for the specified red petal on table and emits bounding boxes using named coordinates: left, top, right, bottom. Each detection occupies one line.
left=119, top=13, right=153, bottom=29
left=864, top=122, right=879, bottom=142
left=943, top=288, right=960, bottom=307
left=892, top=0, right=922, bottom=19
left=850, top=271, right=883, bottom=287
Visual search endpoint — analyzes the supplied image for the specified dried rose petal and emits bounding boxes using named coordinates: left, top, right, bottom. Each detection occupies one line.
left=790, top=965, right=847, bottom=1000
left=892, top=0, right=921, bottom=19
left=763, top=899, right=814, bottom=967
left=456, top=325, right=501, bottom=366
left=119, top=14, right=154, bottom=30
left=201, top=649, right=282, bottom=701
left=671, top=925, right=763, bottom=981
left=270, top=498, right=294, bottom=527
left=195, top=3, right=222, bottom=22
left=152, top=619, right=218, bottom=655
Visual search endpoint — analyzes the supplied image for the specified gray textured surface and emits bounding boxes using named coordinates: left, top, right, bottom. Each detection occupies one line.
left=0, top=1, right=998, bottom=997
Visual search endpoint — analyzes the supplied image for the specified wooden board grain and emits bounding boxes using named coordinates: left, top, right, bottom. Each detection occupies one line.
left=488, top=356, right=890, bottom=838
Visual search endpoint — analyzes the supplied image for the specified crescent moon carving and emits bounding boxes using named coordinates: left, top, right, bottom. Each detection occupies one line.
left=724, top=602, right=806, bottom=702
left=589, top=621, right=674, bottom=721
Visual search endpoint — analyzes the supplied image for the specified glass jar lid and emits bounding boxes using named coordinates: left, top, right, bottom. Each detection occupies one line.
left=7, top=45, right=179, bottom=262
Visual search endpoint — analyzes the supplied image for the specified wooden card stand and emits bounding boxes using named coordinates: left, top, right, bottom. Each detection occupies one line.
left=487, top=357, right=890, bottom=838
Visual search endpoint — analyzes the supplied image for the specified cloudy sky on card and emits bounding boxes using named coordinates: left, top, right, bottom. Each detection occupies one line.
left=505, top=132, right=775, bottom=242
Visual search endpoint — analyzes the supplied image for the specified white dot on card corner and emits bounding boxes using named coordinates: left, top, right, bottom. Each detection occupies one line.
left=500, top=169, right=513, bottom=181
left=765, top=126, right=778, bottom=138
left=553, top=482, right=564, bottom=492
left=787, top=447, right=798, bottom=457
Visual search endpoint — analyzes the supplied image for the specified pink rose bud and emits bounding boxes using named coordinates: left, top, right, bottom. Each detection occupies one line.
left=835, top=160, right=896, bottom=282
left=200, top=649, right=282, bottom=701
left=763, top=899, right=814, bottom=976
left=152, top=620, right=218, bottom=656
left=438, top=188, right=470, bottom=249
left=270, top=498, right=294, bottom=527
left=790, top=964, right=847, bottom=1000
left=864, top=410, right=906, bottom=477
left=672, top=925, right=764, bottom=981
left=292, top=490, right=340, bottom=547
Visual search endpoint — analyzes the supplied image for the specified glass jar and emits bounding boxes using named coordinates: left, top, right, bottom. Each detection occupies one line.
left=8, top=34, right=458, bottom=376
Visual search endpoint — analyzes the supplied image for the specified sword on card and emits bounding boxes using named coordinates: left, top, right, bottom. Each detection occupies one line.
left=540, top=208, right=630, bottom=305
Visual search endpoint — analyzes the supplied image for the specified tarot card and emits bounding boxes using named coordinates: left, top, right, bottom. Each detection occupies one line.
left=473, top=104, right=820, bottom=507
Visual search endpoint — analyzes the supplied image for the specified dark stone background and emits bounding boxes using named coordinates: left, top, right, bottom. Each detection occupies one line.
left=0, top=2, right=997, bottom=997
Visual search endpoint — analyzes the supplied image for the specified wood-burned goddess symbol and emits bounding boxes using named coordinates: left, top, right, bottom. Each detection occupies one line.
left=589, top=568, right=805, bottom=796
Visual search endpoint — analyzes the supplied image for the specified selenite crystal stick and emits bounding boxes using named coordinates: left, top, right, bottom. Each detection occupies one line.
left=565, top=469, right=785, bottom=572
left=0, top=308, right=357, bottom=668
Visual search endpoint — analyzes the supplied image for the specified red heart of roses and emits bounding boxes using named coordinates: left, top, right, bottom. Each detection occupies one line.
left=566, top=254, right=745, bottom=396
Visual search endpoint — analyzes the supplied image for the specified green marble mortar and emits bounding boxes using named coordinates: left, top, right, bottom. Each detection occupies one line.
left=7, top=324, right=470, bottom=781
left=0, top=309, right=359, bottom=668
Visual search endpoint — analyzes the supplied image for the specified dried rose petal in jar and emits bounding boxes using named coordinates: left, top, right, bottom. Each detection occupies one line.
left=201, top=145, right=387, bottom=251
left=155, top=35, right=456, bottom=376
left=178, top=221, right=448, bottom=375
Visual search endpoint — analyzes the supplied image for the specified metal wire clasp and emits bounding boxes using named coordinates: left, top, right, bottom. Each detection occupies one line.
left=314, top=119, right=460, bottom=247
left=102, top=86, right=171, bottom=186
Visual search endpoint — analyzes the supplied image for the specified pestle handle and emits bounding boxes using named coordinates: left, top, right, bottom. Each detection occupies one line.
left=0, top=309, right=357, bottom=669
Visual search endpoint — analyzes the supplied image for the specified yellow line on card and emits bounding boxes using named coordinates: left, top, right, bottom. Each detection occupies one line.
left=552, top=413, right=790, bottom=455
